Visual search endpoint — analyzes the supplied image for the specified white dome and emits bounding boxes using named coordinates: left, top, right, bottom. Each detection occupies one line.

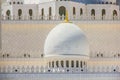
left=44, top=23, right=89, bottom=57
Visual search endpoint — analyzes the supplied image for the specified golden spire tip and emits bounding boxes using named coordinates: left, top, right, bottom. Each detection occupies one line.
left=64, top=10, right=69, bottom=23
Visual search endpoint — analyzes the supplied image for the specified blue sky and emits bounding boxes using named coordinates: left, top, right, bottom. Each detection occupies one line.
left=24, top=0, right=120, bottom=4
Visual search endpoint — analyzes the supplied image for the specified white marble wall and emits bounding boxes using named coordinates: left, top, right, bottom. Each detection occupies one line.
left=1, top=1, right=120, bottom=20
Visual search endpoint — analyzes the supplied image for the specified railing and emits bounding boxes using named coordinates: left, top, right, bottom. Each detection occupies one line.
left=0, top=66, right=119, bottom=74
left=1, top=15, right=120, bottom=21
left=1, top=15, right=65, bottom=21
left=0, top=51, right=43, bottom=58
left=90, top=51, right=120, bottom=59
left=0, top=51, right=120, bottom=59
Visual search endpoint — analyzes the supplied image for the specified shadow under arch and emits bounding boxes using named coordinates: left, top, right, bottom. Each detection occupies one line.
left=59, top=6, right=66, bottom=19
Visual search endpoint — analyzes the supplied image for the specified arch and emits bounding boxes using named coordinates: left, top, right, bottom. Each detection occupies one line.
left=6, top=10, right=11, bottom=20
left=7, top=54, right=9, bottom=58
left=102, top=9, right=106, bottom=16
left=110, top=2, right=112, bottom=4
left=17, top=2, right=20, bottom=4
left=29, top=9, right=33, bottom=20
left=80, top=8, right=83, bottom=16
left=66, top=60, right=69, bottom=68
left=80, top=61, right=83, bottom=68
left=106, top=2, right=108, bottom=4
left=28, top=54, right=30, bottom=58
left=13, top=2, right=15, bottom=4
left=118, top=54, right=120, bottom=57
left=91, top=9, right=95, bottom=20
left=49, top=7, right=52, bottom=20
left=41, top=8, right=44, bottom=20
left=102, top=9, right=106, bottom=20
left=97, top=54, right=99, bottom=57
left=73, top=7, right=76, bottom=15
left=6, top=10, right=10, bottom=16
left=9, top=2, right=11, bottom=4
left=6, top=10, right=11, bottom=16
left=71, top=60, right=74, bottom=68
left=59, top=6, right=66, bottom=16
left=41, top=8, right=44, bottom=16
left=61, top=61, right=64, bottom=67
left=113, top=10, right=117, bottom=16
left=113, top=10, right=118, bottom=20
left=76, top=61, right=79, bottom=68
left=91, top=9, right=95, bottom=16
left=2, top=54, right=5, bottom=58
left=41, top=54, right=44, bottom=58
left=18, top=9, right=22, bottom=20
left=24, top=54, right=26, bottom=58
left=101, top=54, right=103, bottom=57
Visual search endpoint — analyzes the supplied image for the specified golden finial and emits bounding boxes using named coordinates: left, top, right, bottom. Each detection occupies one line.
left=64, top=10, right=69, bottom=23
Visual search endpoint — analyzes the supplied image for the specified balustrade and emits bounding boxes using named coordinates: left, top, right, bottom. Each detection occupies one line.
left=0, top=65, right=119, bottom=73
left=1, top=15, right=120, bottom=21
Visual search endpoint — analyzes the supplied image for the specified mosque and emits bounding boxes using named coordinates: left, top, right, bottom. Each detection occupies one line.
left=1, top=0, right=120, bottom=20
left=0, top=0, right=120, bottom=80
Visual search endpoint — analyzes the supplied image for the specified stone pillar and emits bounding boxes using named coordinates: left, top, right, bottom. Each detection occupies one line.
left=0, top=0, right=1, bottom=50
left=0, top=17, right=1, bottom=51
